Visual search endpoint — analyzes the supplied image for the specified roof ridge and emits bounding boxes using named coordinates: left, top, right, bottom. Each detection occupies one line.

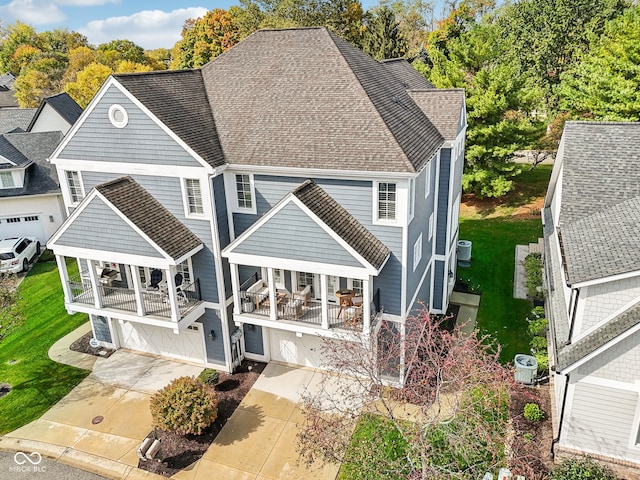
left=565, top=120, right=640, bottom=126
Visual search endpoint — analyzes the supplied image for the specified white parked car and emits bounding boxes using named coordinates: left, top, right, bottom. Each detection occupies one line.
left=0, top=237, right=41, bottom=274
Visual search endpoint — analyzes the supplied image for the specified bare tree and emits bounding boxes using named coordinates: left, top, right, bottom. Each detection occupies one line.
left=0, top=274, right=22, bottom=342
left=298, top=307, right=526, bottom=479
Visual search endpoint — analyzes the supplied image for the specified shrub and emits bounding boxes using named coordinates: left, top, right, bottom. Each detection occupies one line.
left=198, top=368, right=219, bottom=386
left=534, top=351, right=549, bottom=375
left=550, top=457, right=617, bottom=480
left=528, top=317, right=548, bottom=336
left=530, top=335, right=548, bottom=352
left=524, top=252, right=544, bottom=299
left=523, top=403, right=545, bottom=422
left=523, top=433, right=533, bottom=442
left=150, top=376, right=218, bottom=435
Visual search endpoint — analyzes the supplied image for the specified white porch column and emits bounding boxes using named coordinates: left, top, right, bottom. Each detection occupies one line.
left=267, top=268, right=277, bottom=320
left=130, top=265, right=145, bottom=316
left=362, top=277, right=372, bottom=336
left=87, top=260, right=102, bottom=308
left=166, top=266, right=181, bottom=322
left=230, top=263, right=242, bottom=315
left=320, top=274, right=329, bottom=329
left=55, top=255, right=73, bottom=303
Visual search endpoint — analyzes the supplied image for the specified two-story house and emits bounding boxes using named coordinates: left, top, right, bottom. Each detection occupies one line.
left=543, top=121, right=640, bottom=477
left=47, top=28, right=466, bottom=373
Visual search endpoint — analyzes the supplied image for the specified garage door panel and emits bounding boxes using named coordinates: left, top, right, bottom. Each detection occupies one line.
left=0, top=216, right=46, bottom=243
left=117, top=321, right=204, bottom=365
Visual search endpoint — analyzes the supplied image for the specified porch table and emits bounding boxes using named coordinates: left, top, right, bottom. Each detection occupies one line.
left=335, top=289, right=354, bottom=319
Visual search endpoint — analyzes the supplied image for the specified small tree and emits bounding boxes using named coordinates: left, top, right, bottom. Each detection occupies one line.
left=150, top=376, right=218, bottom=435
left=0, top=274, right=22, bottom=343
left=298, top=307, right=526, bottom=479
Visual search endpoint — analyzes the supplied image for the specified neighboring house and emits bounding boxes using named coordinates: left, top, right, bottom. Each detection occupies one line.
left=543, top=121, right=640, bottom=477
left=0, top=93, right=82, bottom=243
left=47, top=28, right=466, bottom=373
left=0, top=73, right=18, bottom=108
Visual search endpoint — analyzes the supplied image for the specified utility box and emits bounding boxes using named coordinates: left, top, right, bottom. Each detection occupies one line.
left=514, top=354, right=538, bottom=384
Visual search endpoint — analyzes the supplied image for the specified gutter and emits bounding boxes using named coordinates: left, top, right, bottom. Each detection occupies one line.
left=550, top=372, right=570, bottom=459
left=566, top=288, right=580, bottom=344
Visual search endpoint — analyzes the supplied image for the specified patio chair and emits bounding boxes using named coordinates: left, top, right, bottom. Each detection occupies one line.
left=146, top=269, right=163, bottom=290
left=175, top=273, right=187, bottom=303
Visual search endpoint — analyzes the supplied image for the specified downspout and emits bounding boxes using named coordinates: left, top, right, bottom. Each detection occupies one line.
left=566, top=287, right=580, bottom=344
left=550, top=371, right=570, bottom=459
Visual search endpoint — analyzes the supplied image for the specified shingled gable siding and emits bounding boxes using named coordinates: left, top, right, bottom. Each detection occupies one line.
left=231, top=175, right=403, bottom=315
left=576, top=329, right=640, bottom=384
left=407, top=160, right=436, bottom=310
left=56, top=197, right=164, bottom=258
left=435, top=148, right=451, bottom=256
left=564, top=381, right=640, bottom=462
left=58, top=86, right=202, bottom=168
left=234, top=202, right=363, bottom=268
left=579, top=277, right=640, bottom=335
left=200, top=308, right=226, bottom=365
left=81, top=172, right=219, bottom=303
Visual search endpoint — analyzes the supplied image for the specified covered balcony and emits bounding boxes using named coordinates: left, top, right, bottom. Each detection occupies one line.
left=48, top=176, right=205, bottom=329
left=223, top=180, right=389, bottom=335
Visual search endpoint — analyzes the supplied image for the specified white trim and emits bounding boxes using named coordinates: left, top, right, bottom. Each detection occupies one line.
left=224, top=172, right=257, bottom=215
left=428, top=212, right=434, bottom=241
left=226, top=163, right=419, bottom=179
left=630, top=392, right=640, bottom=449
left=573, top=373, right=640, bottom=392
left=407, top=256, right=433, bottom=315
left=373, top=180, right=399, bottom=226
left=573, top=295, right=640, bottom=344
left=412, top=234, right=423, bottom=271
left=424, top=160, right=432, bottom=199
left=108, top=104, right=128, bottom=128
left=62, top=169, right=85, bottom=207
left=408, top=177, right=415, bottom=223
left=559, top=379, right=576, bottom=444
left=181, top=177, right=207, bottom=219
left=52, top=158, right=212, bottom=178
left=572, top=286, right=587, bottom=340
left=571, top=269, right=640, bottom=289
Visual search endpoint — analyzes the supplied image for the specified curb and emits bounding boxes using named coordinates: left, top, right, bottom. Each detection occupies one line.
left=0, top=437, right=166, bottom=480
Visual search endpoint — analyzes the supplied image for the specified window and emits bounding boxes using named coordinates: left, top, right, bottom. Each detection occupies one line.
left=138, top=267, right=147, bottom=285
left=408, top=178, right=415, bottom=220
left=7, top=217, right=20, bottom=223
left=108, top=104, right=128, bottom=128
left=235, top=174, right=253, bottom=209
left=0, top=171, right=14, bottom=188
left=297, top=272, right=315, bottom=297
left=377, top=182, right=396, bottom=221
left=177, top=260, right=192, bottom=285
left=424, top=164, right=431, bottom=198
left=351, top=278, right=363, bottom=296
left=66, top=171, right=83, bottom=203
left=184, top=179, right=204, bottom=215
left=429, top=213, right=434, bottom=240
left=413, top=234, right=423, bottom=271
left=25, top=216, right=38, bottom=222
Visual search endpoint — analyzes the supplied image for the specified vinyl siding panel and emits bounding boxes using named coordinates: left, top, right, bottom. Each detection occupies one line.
left=576, top=329, right=640, bottom=384
left=580, top=277, right=640, bottom=334
left=436, top=148, right=451, bottom=256
left=56, top=197, right=163, bottom=258
left=451, top=146, right=464, bottom=204
left=407, top=160, right=436, bottom=312
left=234, top=202, right=362, bottom=267
left=432, top=260, right=445, bottom=311
left=200, top=308, right=226, bottom=364
left=213, top=175, right=232, bottom=299
left=232, top=175, right=403, bottom=314
left=564, top=382, right=640, bottom=462
left=59, top=86, right=202, bottom=167
left=408, top=265, right=431, bottom=314
left=81, top=171, right=219, bottom=303
left=243, top=324, right=264, bottom=355
left=91, top=315, right=112, bottom=343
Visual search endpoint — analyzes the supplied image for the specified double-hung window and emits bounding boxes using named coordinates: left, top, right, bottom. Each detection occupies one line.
left=408, top=178, right=415, bottom=221
left=0, top=171, right=14, bottom=188
left=66, top=171, right=83, bottom=203
left=235, top=174, right=253, bottom=209
left=377, top=182, right=396, bottom=221
left=185, top=179, right=204, bottom=215
left=413, top=234, right=423, bottom=271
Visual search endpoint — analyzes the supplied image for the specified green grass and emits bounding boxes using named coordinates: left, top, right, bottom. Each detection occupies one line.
left=0, top=257, right=90, bottom=434
left=458, top=166, right=552, bottom=362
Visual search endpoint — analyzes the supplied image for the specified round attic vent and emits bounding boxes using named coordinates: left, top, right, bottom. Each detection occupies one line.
left=108, top=104, right=128, bottom=128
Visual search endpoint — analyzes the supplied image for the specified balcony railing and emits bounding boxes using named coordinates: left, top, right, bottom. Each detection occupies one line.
left=67, top=272, right=202, bottom=320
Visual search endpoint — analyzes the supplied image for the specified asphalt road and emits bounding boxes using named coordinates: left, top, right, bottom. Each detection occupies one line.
left=0, top=451, right=108, bottom=480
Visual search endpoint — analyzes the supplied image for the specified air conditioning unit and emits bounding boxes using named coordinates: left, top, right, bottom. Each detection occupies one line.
left=514, top=354, right=538, bottom=384
left=457, top=240, right=472, bottom=266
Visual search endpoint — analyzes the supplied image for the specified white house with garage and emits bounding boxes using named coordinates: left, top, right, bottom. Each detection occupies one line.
left=47, top=28, right=466, bottom=372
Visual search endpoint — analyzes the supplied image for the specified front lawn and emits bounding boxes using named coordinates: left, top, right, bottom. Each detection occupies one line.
left=0, top=257, right=89, bottom=433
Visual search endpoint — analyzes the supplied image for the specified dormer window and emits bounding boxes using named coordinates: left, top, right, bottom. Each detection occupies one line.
left=0, top=171, right=15, bottom=188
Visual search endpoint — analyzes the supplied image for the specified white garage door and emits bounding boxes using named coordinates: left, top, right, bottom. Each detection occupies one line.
left=0, top=215, right=45, bottom=243
left=117, top=321, right=205, bottom=365
left=269, top=329, right=324, bottom=368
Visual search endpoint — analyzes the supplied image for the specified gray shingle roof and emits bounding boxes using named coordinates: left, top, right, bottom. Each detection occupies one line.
left=408, top=89, right=465, bottom=141
left=381, top=58, right=435, bottom=90
left=27, top=93, right=82, bottom=131
left=557, top=121, right=640, bottom=284
left=292, top=180, right=390, bottom=269
left=0, top=135, right=30, bottom=167
left=96, top=176, right=202, bottom=259
left=0, top=108, right=36, bottom=133
left=113, top=70, right=225, bottom=168
left=201, top=27, right=443, bottom=173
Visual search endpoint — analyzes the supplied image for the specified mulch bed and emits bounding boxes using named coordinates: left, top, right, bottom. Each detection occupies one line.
left=69, top=331, right=116, bottom=359
left=509, top=384, right=555, bottom=478
left=138, top=360, right=265, bottom=477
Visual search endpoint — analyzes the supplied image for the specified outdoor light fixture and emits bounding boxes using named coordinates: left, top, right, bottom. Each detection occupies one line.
left=448, top=270, right=454, bottom=278
left=209, top=329, right=216, bottom=341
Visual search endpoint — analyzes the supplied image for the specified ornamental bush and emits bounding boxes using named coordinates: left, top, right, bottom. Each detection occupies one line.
left=550, top=457, right=617, bottom=480
left=524, top=252, right=544, bottom=299
left=150, top=376, right=218, bottom=435
left=198, top=368, right=219, bottom=386
left=523, top=402, right=545, bottom=422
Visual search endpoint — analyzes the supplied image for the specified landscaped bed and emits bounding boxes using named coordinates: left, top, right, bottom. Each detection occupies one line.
left=138, top=360, right=265, bottom=477
left=0, top=255, right=90, bottom=434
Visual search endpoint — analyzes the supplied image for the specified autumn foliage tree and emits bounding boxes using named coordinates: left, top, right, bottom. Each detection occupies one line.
left=298, top=308, right=526, bottom=479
